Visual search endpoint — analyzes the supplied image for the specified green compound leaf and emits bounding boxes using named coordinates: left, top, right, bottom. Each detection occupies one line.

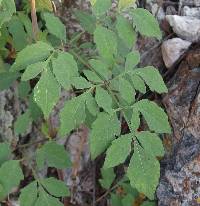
left=11, top=41, right=54, bottom=71
left=71, top=76, right=93, bottom=89
left=0, top=0, right=16, bottom=28
left=133, top=66, right=168, bottom=93
left=136, top=131, right=165, bottom=157
left=41, top=177, right=70, bottom=197
left=90, top=112, right=121, bottom=159
left=14, top=111, right=32, bottom=135
left=74, top=10, right=96, bottom=34
left=0, top=71, right=20, bottom=91
left=89, top=59, right=111, bottom=80
left=34, top=68, right=60, bottom=118
left=130, top=108, right=140, bottom=132
left=116, top=15, right=136, bottom=49
left=127, top=143, right=160, bottom=200
left=122, top=194, right=135, bottom=206
left=92, top=0, right=111, bottom=16
left=8, top=16, right=28, bottom=51
left=43, top=12, right=66, bottom=42
left=130, top=75, right=146, bottom=94
left=35, top=188, right=63, bottom=206
left=134, top=99, right=171, bottom=133
left=36, top=141, right=71, bottom=169
left=18, top=81, right=31, bottom=99
left=0, top=160, right=23, bottom=200
left=94, top=26, right=117, bottom=65
left=85, top=93, right=99, bottom=116
left=104, top=134, right=132, bottom=168
left=99, top=168, right=115, bottom=189
left=59, top=94, right=86, bottom=136
left=125, top=51, right=140, bottom=71
left=119, top=77, right=135, bottom=104
left=95, top=86, right=113, bottom=113
left=52, top=52, right=79, bottom=90
left=21, top=61, right=46, bottom=81
left=20, top=180, right=65, bottom=206
left=111, top=194, right=122, bottom=206
left=19, top=181, right=38, bottom=206
left=0, top=143, right=11, bottom=166
left=132, top=8, right=162, bottom=40
left=83, top=70, right=102, bottom=83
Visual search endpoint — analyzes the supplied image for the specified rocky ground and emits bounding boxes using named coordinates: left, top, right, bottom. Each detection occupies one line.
left=0, top=0, right=200, bottom=205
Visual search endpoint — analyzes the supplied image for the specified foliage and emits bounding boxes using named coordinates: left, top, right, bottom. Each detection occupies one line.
left=0, top=0, right=171, bottom=205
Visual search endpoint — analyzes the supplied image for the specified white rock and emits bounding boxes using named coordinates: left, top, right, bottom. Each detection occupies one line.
left=182, top=6, right=200, bottom=18
left=161, top=38, right=191, bottom=68
left=166, top=15, right=200, bottom=42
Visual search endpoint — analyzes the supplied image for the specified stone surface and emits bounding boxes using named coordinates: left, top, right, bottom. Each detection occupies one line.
left=166, top=15, right=200, bottom=42
left=182, top=6, right=200, bottom=18
left=161, top=38, right=191, bottom=68
left=157, top=48, right=200, bottom=206
left=180, top=0, right=200, bottom=7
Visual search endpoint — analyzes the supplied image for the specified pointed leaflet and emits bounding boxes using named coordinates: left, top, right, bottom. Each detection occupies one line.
left=116, top=15, right=136, bottom=49
left=83, top=70, right=102, bottom=83
left=34, top=68, right=60, bottom=118
left=11, top=41, right=54, bottom=71
left=133, top=66, right=168, bottom=93
left=0, top=160, right=23, bottom=200
left=90, top=112, right=120, bottom=159
left=0, top=143, right=11, bottom=166
left=130, top=108, right=140, bottom=132
left=14, top=111, right=32, bottom=135
left=8, top=16, right=28, bottom=51
left=130, top=75, right=146, bottom=94
left=71, top=76, right=93, bottom=89
left=21, top=61, right=46, bottom=81
left=19, top=181, right=38, bottom=206
left=0, top=0, right=16, bottom=28
left=134, top=99, right=171, bottom=133
left=136, top=131, right=165, bottom=157
left=35, top=188, right=63, bottom=206
left=0, top=72, right=20, bottom=91
left=43, top=12, right=66, bottom=42
left=59, top=94, right=86, bottom=136
left=125, top=51, right=140, bottom=71
left=119, top=77, right=135, bottom=104
left=127, top=144, right=160, bottom=200
left=74, top=10, right=96, bottom=34
left=95, top=86, right=113, bottom=113
left=92, top=0, right=111, bottom=16
left=94, top=26, right=117, bottom=65
left=104, top=134, right=132, bottom=168
left=85, top=93, right=99, bottom=116
left=99, top=168, right=116, bottom=189
left=41, top=177, right=69, bottom=197
left=132, top=8, right=162, bottom=40
left=36, top=141, right=71, bottom=169
left=52, top=52, right=79, bottom=90
left=89, top=59, right=111, bottom=80
left=18, top=81, right=31, bottom=99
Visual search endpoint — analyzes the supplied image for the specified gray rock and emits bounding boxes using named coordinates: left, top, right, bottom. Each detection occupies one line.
left=180, top=0, right=200, bottom=7
left=166, top=15, right=200, bottom=42
left=161, top=38, right=191, bottom=68
left=182, top=6, right=200, bottom=18
left=157, top=48, right=200, bottom=205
